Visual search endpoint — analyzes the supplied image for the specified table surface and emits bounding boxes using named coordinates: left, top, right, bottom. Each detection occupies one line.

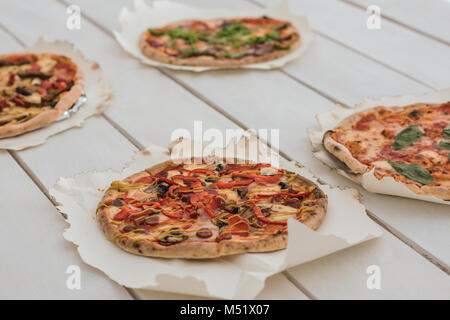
left=0, top=0, right=449, bottom=300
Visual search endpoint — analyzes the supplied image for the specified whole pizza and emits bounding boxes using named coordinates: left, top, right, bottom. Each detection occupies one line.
left=97, top=160, right=327, bottom=259
left=323, top=102, right=450, bottom=200
left=0, top=53, right=83, bottom=138
left=139, top=16, right=300, bottom=67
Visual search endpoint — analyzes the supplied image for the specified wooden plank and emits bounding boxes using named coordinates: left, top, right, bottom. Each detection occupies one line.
left=344, top=0, right=450, bottom=44
left=256, top=0, right=450, bottom=89
left=0, top=0, right=308, bottom=299
left=287, top=230, right=450, bottom=299
left=0, top=151, right=131, bottom=299
left=53, top=0, right=450, bottom=298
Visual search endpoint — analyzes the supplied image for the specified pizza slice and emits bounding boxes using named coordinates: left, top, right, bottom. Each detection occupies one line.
left=96, top=160, right=327, bottom=259
left=0, top=53, right=83, bottom=138
left=139, top=16, right=300, bottom=67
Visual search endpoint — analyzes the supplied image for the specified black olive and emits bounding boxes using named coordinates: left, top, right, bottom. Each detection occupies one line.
left=278, top=182, right=289, bottom=189
left=205, top=177, right=217, bottom=183
left=215, top=164, right=224, bottom=172
left=237, top=188, right=248, bottom=199
left=112, top=198, right=125, bottom=207
left=15, top=86, right=32, bottom=96
left=156, top=181, right=170, bottom=196
left=17, top=71, right=51, bottom=79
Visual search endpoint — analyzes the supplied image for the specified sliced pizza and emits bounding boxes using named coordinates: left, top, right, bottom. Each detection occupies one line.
left=96, top=160, right=327, bottom=259
left=323, top=102, right=450, bottom=200
left=139, top=16, right=300, bottom=67
left=0, top=53, right=83, bottom=138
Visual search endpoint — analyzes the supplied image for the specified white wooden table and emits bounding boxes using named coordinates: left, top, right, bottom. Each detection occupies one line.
left=1, top=0, right=449, bottom=300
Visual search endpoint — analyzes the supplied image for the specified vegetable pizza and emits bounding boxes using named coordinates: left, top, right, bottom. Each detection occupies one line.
left=139, top=16, right=300, bottom=67
left=97, top=160, right=327, bottom=259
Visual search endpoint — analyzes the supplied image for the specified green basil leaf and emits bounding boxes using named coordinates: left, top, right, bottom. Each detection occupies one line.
left=443, top=125, right=450, bottom=139
left=217, top=51, right=248, bottom=59
left=274, top=44, right=291, bottom=50
left=437, top=140, right=450, bottom=150
left=392, top=125, right=424, bottom=150
left=148, top=28, right=165, bottom=36
left=388, top=161, right=435, bottom=185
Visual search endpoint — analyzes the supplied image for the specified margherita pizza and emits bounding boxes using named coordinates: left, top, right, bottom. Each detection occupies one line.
left=0, top=53, right=83, bottom=138
left=139, top=16, right=300, bottom=67
left=323, top=102, right=450, bottom=200
left=97, top=160, right=327, bottom=259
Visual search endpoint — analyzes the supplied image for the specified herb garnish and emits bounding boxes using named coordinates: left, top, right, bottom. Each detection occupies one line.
left=388, top=161, right=435, bottom=185
left=437, top=140, right=450, bottom=150
left=443, top=125, right=450, bottom=139
left=392, top=125, right=424, bottom=150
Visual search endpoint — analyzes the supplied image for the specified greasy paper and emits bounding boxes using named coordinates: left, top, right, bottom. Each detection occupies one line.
left=309, top=88, right=450, bottom=205
left=0, top=39, right=112, bottom=150
left=50, top=135, right=382, bottom=299
left=114, top=0, right=313, bottom=72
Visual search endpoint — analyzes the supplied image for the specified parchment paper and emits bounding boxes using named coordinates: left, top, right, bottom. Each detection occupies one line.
left=0, top=39, right=112, bottom=150
left=114, top=0, right=313, bottom=72
left=50, top=135, right=382, bottom=299
left=309, top=88, right=450, bottom=205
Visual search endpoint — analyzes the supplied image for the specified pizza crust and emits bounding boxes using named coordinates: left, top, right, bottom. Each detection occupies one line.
left=138, top=18, right=300, bottom=67
left=97, top=159, right=327, bottom=259
left=0, top=54, right=84, bottom=139
left=322, top=106, right=450, bottom=201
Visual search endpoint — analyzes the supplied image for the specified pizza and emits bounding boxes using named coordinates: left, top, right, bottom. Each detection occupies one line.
left=0, top=53, right=83, bottom=139
left=139, top=16, right=300, bottom=67
left=96, top=160, right=327, bottom=259
left=323, top=102, right=450, bottom=200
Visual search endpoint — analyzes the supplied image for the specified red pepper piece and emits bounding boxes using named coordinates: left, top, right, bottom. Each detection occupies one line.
left=135, top=176, right=155, bottom=184
left=203, top=206, right=216, bottom=218
left=58, top=81, right=68, bottom=90
left=0, top=98, right=6, bottom=110
left=161, top=209, right=183, bottom=219
left=36, top=87, right=47, bottom=95
left=189, top=168, right=216, bottom=176
left=250, top=202, right=287, bottom=226
left=232, top=173, right=281, bottom=184
left=113, top=207, right=139, bottom=221
left=171, top=175, right=201, bottom=184
left=215, top=179, right=253, bottom=188
left=11, top=96, right=25, bottom=108
left=7, top=74, right=15, bottom=86
left=224, top=215, right=250, bottom=236
left=132, top=202, right=161, bottom=208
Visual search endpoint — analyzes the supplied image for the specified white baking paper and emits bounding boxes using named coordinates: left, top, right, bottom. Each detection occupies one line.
left=309, top=88, right=450, bottom=205
left=114, top=0, right=313, bottom=71
left=0, top=39, right=112, bottom=150
left=50, top=135, right=382, bottom=299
